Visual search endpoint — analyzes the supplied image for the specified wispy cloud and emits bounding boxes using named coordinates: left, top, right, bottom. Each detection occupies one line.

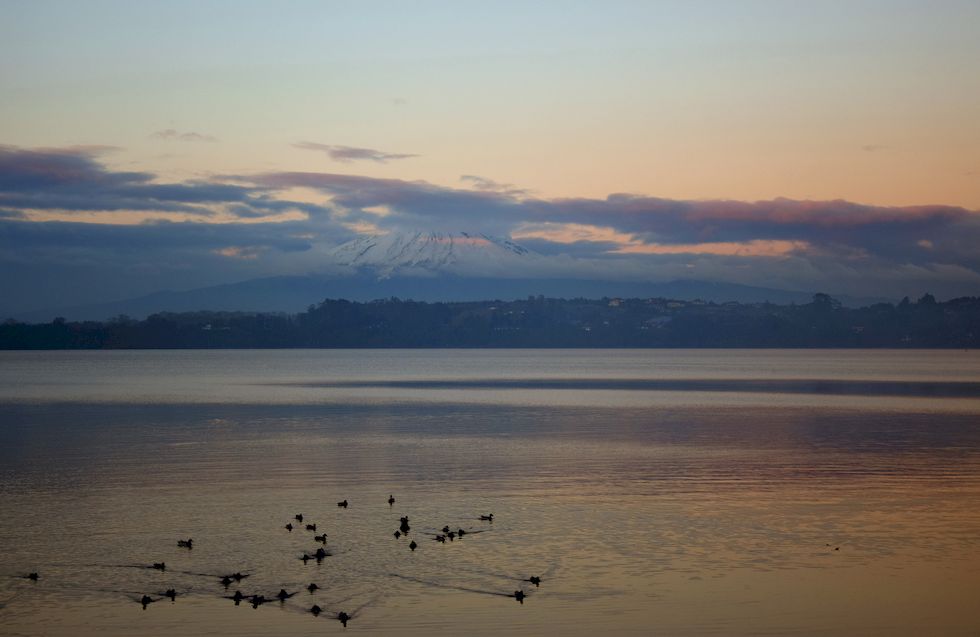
left=151, top=129, right=218, bottom=142
left=460, top=174, right=530, bottom=197
left=293, top=142, right=418, bottom=163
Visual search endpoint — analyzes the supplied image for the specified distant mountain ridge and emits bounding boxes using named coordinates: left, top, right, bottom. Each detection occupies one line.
left=13, top=275, right=886, bottom=322
left=11, top=231, right=890, bottom=321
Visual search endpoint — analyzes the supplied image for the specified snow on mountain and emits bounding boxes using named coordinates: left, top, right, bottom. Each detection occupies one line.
left=329, top=231, right=535, bottom=278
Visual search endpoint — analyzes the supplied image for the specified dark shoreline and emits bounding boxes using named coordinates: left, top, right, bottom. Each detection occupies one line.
left=3, top=294, right=978, bottom=350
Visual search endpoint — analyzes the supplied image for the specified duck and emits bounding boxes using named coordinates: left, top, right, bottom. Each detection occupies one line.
left=447, top=531, right=456, bottom=541
left=338, top=611, right=351, bottom=626
left=434, top=535, right=446, bottom=543
left=314, top=547, right=328, bottom=560
left=164, top=588, right=177, bottom=601
left=310, top=604, right=322, bottom=616
left=177, top=538, right=193, bottom=549
left=140, top=595, right=155, bottom=609
left=526, top=576, right=541, bottom=587
left=230, top=590, right=245, bottom=605
left=221, top=576, right=234, bottom=587
left=479, top=514, right=494, bottom=521
left=457, top=528, right=466, bottom=537
left=285, top=523, right=293, bottom=532
left=295, top=514, right=304, bottom=522
left=301, top=554, right=312, bottom=564
left=152, top=562, right=166, bottom=571
left=337, top=500, right=348, bottom=508
left=514, top=590, right=526, bottom=604
left=306, top=582, right=319, bottom=593
left=314, top=533, right=327, bottom=543
left=250, top=595, right=267, bottom=609
left=409, top=540, right=418, bottom=551
left=442, top=525, right=451, bottom=533
left=276, top=589, right=294, bottom=602
left=306, top=523, right=317, bottom=531
left=26, top=572, right=39, bottom=581
left=388, top=494, right=395, bottom=506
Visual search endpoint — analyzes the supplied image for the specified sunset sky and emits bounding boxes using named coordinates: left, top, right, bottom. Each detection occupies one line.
left=2, top=1, right=979, bottom=312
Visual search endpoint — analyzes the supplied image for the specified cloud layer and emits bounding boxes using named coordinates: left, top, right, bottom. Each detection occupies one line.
left=2, top=144, right=979, bottom=313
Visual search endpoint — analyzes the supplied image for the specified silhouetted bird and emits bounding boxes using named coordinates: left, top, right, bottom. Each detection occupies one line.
left=442, top=525, right=451, bottom=533
left=251, top=595, right=266, bottom=609
left=295, top=514, right=304, bottom=522
left=514, top=590, right=525, bottom=604
left=231, top=572, right=248, bottom=581
left=527, top=576, right=541, bottom=587
left=337, top=500, right=348, bottom=508
left=221, top=576, right=233, bottom=587
left=457, top=528, right=466, bottom=537
left=140, top=595, right=154, bottom=609
left=480, top=514, right=494, bottom=521
left=230, top=590, right=245, bottom=605
left=310, top=604, right=322, bottom=616
left=338, top=611, right=351, bottom=626
left=306, top=523, right=317, bottom=531
left=276, top=589, right=294, bottom=601
left=26, top=572, right=39, bottom=581
left=434, top=535, right=446, bottom=543
left=285, top=523, right=293, bottom=531
left=447, top=531, right=456, bottom=541
left=177, top=539, right=193, bottom=549
left=409, top=540, right=418, bottom=551
left=301, top=554, right=312, bottom=564
left=388, top=494, right=395, bottom=506
left=393, top=530, right=401, bottom=539
left=152, top=562, right=166, bottom=571
left=307, top=582, right=319, bottom=593
left=164, top=588, right=177, bottom=601
left=400, top=516, right=411, bottom=533
left=314, top=547, right=328, bottom=560
left=314, top=533, right=327, bottom=543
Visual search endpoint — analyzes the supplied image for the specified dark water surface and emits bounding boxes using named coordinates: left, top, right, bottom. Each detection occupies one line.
left=1, top=350, right=979, bottom=635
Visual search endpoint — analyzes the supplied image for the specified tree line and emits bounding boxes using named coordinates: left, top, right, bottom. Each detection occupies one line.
left=2, top=293, right=978, bottom=349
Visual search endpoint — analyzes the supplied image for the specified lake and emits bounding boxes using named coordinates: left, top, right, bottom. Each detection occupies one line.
left=1, top=349, right=979, bottom=635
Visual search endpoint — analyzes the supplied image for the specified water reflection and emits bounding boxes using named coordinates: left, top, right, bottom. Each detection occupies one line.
left=1, top=350, right=980, bottom=635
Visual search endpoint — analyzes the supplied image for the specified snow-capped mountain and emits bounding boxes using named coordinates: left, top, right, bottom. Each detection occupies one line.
left=329, top=231, right=534, bottom=278
left=13, top=231, right=880, bottom=321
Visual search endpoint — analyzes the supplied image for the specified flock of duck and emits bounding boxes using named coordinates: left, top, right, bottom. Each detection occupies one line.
left=15, top=495, right=543, bottom=629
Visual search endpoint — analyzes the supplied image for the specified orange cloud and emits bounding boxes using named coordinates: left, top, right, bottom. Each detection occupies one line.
left=614, top=239, right=809, bottom=257
left=514, top=222, right=808, bottom=257
left=512, top=222, right=636, bottom=244
left=213, top=246, right=263, bottom=259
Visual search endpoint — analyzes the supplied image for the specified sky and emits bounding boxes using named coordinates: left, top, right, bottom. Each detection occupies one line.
left=1, top=0, right=979, bottom=313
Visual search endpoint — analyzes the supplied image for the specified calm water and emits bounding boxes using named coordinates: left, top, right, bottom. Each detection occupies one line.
left=1, top=350, right=979, bottom=636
